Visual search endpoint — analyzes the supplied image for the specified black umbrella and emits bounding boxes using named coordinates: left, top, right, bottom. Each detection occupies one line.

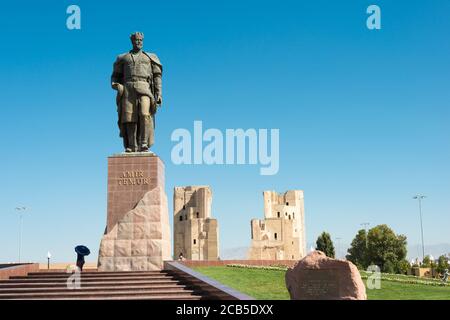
left=75, top=245, right=90, bottom=256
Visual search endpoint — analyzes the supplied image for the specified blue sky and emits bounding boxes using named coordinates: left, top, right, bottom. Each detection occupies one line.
left=1, top=0, right=449, bottom=263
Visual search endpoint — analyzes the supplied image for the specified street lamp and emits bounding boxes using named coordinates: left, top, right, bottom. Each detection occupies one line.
left=14, top=206, right=28, bottom=263
left=47, top=251, right=51, bottom=270
left=430, top=254, right=434, bottom=278
left=335, top=237, right=342, bottom=259
left=412, top=194, right=426, bottom=261
left=360, top=222, right=370, bottom=248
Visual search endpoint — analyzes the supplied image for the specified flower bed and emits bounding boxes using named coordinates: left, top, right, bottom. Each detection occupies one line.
left=226, top=264, right=450, bottom=287
left=360, top=270, right=449, bottom=286
left=226, top=264, right=288, bottom=271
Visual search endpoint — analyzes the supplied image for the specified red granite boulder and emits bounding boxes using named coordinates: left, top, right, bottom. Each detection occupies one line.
left=285, top=251, right=367, bottom=300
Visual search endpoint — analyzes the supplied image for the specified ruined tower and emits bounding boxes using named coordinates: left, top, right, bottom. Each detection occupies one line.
left=173, top=186, right=219, bottom=260
left=248, top=190, right=306, bottom=260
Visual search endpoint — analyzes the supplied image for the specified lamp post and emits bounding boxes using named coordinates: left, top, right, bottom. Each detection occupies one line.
left=361, top=222, right=370, bottom=248
left=413, top=195, right=426, bottom=261
left=47, top=251, right=51, bottom=270
left=430, top=254, right=434, bottom=278
left=335, top=237, right=342, bottom=259
left=14, top=206, right=28, bottom=263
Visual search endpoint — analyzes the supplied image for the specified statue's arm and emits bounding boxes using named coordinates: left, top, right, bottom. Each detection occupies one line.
left=152, top=61, right=162, bottom=105
left=111, top=56, right=124, bottom=90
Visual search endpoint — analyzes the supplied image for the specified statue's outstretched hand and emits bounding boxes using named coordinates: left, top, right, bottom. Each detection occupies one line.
left=156, top=96, right=162, bottom=105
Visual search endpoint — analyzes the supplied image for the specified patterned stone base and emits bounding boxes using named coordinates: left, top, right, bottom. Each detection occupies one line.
left=98, top=153, right=171, bottom=271
left=98, top=186, right=171, bottom=271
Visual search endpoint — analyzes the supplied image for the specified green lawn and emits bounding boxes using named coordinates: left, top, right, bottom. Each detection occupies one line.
left=366, top=280, right=450, bottom=300
left=193, top=266, right=450, bottom=300
left=194, top=266, right=289, bottom=299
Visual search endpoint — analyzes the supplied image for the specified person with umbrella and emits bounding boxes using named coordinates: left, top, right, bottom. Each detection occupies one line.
left=75, top=245, right=90, bottom=272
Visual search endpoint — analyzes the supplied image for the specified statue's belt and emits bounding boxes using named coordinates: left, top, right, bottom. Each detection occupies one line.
left=124, top=77, right=150, bottom=83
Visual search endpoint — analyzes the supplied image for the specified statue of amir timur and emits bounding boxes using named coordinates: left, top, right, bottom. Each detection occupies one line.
left=111, top=32, right=163, bottom=152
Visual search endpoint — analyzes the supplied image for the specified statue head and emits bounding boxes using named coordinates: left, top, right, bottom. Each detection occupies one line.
left=130, top=32, right=144, bottom=51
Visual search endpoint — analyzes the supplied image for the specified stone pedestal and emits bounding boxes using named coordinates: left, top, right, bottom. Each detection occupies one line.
left=98, top=153, right=171, bottom=271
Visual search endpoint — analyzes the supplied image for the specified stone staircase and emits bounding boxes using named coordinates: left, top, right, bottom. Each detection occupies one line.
left=0, top=270, right=205, bottom=300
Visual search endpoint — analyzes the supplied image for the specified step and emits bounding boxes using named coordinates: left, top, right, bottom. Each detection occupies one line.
left=12, top=273, right=173, bottom=279
left=5, top=294, right=203, bottom=300
left=0, top=278, right=184, bottom=286
left=4, top=276, right=176, bottom=283
left=27, top=271, right=167, bottom=277
left=0, top=289, right=201, bottom=299
left=0, top=284, right=191, bottom=294
left=0, top=280, right=188, bottom=289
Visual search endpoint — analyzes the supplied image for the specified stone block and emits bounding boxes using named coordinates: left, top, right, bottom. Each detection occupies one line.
left=99, top=239, right=115, bottom=257
left=147, top=239, right=162, bottom=257
left=117, top=222, right=133, bottom=240
left=98, top=257, right=114, bottom=271
left=114, top=257, right=132, bottom=271
left=144, top=205, right=164, bottom=222
left=149, top=222, right=162, bottom=239
left=114, top=240, right=131, bottom=257
left=133, top=222, right=150, bottom=239
left=131, top=239, right=147, bottom=256
left=285, top=251, right=366, bottom=300
left=147, top=256, right=163, bottom=270
left=131, top=257, right=148, bottom=270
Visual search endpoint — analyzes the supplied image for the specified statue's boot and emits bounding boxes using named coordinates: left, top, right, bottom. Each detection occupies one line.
left=126, top=123, right=138, bottom=152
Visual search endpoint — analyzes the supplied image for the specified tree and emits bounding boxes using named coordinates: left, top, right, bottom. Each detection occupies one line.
left=436, top=255, right=449, bottom=275
left=421, top=255, right=431, bottom=268
left=396, top=259, right=410, bottom=275
left=366, top=224, right=407, bottom=273
left=347, top=224, right=408, bottom=274
left=346, top=229, right=369, bottom=269
left=383, top=260, right=395, bottom=274
left=316, top=232, right=335, bottom=258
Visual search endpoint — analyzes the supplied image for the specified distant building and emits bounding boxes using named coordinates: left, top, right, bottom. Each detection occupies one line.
left=248, top=190, right=306, bottom=260
left=173, top=186, right=219, bottom=260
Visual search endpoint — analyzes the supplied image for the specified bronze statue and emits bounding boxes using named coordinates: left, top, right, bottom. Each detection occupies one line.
left=111, top=32, right=163, bottom=152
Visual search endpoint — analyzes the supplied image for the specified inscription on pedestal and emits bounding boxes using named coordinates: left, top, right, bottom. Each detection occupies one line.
left=298, top=269, right=339, bottom=299
left=285, top=251, right=367, bottom=300
left=117, top=171, right=149, bottom=186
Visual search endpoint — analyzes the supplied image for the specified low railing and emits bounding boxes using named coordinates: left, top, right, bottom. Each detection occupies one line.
left=164, top=261, right=255, bottom=300
left=180, top=259, right=298, bottom=268
left=0, top=263, right=39, bottom=280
